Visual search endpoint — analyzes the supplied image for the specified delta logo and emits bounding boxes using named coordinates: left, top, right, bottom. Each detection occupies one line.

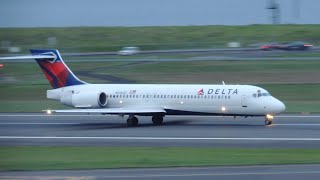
left=197, top=88, right=204, bottom=95
left=197, top=88, right=239, bottom=95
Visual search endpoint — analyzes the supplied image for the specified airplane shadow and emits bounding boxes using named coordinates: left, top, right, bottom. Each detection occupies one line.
left=63, top=119, right=263, bottom=130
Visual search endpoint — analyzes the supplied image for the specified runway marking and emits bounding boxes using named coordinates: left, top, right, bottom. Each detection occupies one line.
left=86, top=171, right=320, bottom=178
left=1, top=136, right=320, bottom=141
left=0, top=123, right=79, bottom=125
left=0, top=114, right=320, bottom=118
left=275, top=124, right=320, bottom=126
left=0, top=114, right=104, bottom=117
left=1, top=123, right=320, bottom=126
left=2, top=171, right=320, bottom=178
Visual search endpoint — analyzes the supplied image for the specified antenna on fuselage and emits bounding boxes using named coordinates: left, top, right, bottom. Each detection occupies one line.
left=222, top=81, right=225, bottom=85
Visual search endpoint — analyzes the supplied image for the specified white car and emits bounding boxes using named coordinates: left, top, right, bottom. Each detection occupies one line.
left=118, top=47, right=140, bottom=56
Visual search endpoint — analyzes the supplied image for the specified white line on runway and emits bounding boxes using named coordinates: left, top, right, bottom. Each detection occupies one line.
left=1, top=123, right=320, bottom=126
left=0, top=123, right=79, bottom=125
left=1, top=136, right=320, bottom=141
left=88, top=171, right=320, bottom=178
left=275, top=124, right=320, bottom=126
left=0, top=114, right=320, bottom=118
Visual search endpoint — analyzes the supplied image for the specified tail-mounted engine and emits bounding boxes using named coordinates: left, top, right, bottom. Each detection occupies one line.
left=60, top=91, right=107, bottom=108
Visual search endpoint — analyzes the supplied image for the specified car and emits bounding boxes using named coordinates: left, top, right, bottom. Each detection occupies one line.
left=259, top=43, right=280, bottom=51
left=260, top=42, right=313, bottom=51
left=118, top=46, right=140, bottom=56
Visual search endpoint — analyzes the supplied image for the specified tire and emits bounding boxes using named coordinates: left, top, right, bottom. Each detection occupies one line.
left=265, top=119, right=272, bottom=125
left=152, top=115, right=163, bottom=125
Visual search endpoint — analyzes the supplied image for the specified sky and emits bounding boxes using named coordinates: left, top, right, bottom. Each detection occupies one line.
left=0, top=0, right=319, bottom=27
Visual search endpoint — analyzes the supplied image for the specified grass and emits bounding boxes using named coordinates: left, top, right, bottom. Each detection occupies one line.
left=1, top=147, right=320, bottom=171
left=1, top=25, right=320, bottom=53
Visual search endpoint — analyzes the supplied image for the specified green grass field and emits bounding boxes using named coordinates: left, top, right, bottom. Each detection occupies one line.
left=1, top=25, right=320, bottom=53
left=1, top=147, right=320, bottom=171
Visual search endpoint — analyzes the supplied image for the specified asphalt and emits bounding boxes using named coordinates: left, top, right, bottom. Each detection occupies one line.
left=1, top=164, right=320, bottom=180
left=1, top=113, right=320, bottom=148
left=1, top=113, right=320, bottom=179
left=2, top=48, right=320, bottom=63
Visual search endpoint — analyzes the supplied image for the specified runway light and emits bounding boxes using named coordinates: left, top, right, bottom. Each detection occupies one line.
left=266, top=114, right=274, bottom=120
left=221, top=106, right=226, bottom=112
left=46, top=109, right=52, bottom=115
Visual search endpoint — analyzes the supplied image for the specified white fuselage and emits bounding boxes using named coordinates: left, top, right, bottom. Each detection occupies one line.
left=47, top=84, right=285, bottom=116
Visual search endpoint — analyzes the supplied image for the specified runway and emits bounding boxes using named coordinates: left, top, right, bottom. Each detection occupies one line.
left=1, top=164, right=320, bottom=180
left=1, top=113, right=320, bottom=148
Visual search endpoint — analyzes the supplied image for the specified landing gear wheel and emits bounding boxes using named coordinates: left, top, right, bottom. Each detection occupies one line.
left=152, top=115, right=164, bottom=125
left=127, top=116, right=139, bottom=127
left=265, top=119, right=272, bottom=125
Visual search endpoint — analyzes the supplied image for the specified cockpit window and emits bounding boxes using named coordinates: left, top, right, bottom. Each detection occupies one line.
left=252, top=91, right=271, bottom=98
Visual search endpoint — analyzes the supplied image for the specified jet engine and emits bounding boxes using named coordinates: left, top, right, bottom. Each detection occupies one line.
left=60, top=91, right=107, bottom=108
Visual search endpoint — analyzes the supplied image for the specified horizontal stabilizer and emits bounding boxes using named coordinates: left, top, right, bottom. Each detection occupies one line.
left=0, top=55, right=54, bottom=60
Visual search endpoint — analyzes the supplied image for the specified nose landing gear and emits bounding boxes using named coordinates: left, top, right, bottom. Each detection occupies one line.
left=265, top=114, right=274, bottom=125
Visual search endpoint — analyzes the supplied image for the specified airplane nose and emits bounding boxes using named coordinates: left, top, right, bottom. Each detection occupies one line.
left=278, top=100, right=286, bottom=113
left=266, top=98, right=286, bottom=114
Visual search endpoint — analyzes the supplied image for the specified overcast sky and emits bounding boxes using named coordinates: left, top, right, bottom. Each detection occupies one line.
left=0, top=0, right=319, bottom=27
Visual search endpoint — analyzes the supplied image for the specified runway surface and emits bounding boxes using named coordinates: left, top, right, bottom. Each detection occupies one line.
left=1, top=164, right=320, bottom=180
left=1, top=113, right=320, bottom=148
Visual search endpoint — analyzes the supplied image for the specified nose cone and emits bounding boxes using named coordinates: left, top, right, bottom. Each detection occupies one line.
left=271, top=99, right=286, bottom=114
left=264, top=98, right=286, bottom=115
left=277, top=100, right=286, bottom=113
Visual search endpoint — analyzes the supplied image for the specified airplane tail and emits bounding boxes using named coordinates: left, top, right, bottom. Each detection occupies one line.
left=30, top=49, right=86, bottom=89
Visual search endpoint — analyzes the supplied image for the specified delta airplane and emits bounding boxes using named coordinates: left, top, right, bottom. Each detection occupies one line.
left=1, top=49, right=285, bottom=126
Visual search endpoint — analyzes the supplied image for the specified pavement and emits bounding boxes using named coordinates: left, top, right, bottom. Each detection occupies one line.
left=1, top=113, right=320, bottom=179
left=1, top=114, right=320, bottom=148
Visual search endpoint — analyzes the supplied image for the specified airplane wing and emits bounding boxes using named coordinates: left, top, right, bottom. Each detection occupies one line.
left=47, top=107, right=166, bottom=115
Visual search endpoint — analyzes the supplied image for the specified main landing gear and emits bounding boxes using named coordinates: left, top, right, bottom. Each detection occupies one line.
left=126, top=114, right=165, bottom=127
left=265, top=114, right=274, bottom=125
left=152, top=114, right=164, bottom=125
left=127, top=115, right=139, bottom=127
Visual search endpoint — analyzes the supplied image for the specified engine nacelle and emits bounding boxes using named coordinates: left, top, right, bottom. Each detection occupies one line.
left=60, top=91, right=107, bottom=108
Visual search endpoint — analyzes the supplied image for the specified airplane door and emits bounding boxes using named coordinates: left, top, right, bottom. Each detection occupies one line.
left=241, top=95, right=247, bottom=107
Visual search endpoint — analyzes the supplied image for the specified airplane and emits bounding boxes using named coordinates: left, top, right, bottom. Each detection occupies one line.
left=0, top=49, right=285, bottom=126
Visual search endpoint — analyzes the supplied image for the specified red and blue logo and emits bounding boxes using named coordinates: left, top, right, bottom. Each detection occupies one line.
left=30, top=49, right=85, bottom=89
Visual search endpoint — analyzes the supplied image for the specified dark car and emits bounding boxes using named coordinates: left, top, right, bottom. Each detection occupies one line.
left=260, top=41, right=313, bottom=51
